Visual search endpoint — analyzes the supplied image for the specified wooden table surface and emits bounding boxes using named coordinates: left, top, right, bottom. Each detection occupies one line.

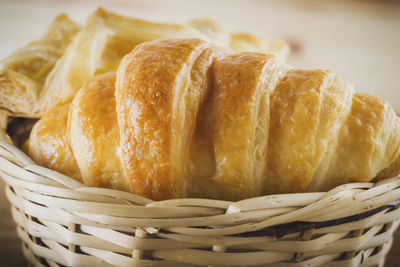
left=0, top=0, right=400, bottom=266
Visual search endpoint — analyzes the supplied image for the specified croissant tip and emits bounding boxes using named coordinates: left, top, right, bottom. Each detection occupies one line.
left=89, top=6, right=111, bottom=21
left=53, top=14, right=69, bottom=20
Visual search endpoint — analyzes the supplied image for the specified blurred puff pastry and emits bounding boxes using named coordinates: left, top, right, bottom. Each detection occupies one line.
left=26, top=39, right=400, bottom=201
left=0, top=14, right=79, bottom=117
left=0, top=8, right=289, bottom=118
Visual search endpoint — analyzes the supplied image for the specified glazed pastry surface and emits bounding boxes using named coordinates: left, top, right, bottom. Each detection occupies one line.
left=69, top=72, right=130, bottom=191
left=26, top=39, right=400, bottom=200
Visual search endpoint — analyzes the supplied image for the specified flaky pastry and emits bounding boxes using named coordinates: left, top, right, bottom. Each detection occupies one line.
left=0, top=8, right=288, bottom=118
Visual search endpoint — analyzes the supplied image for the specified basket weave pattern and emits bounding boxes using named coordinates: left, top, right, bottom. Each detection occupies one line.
left=1, top=140, right=400, bottom=267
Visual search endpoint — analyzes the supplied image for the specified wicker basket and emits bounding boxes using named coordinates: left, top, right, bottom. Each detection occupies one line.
left=1, top=128, right=400, bottom=267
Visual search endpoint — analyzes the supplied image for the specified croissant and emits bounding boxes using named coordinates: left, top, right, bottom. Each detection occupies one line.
left=26, top=38, right=400, bottom=201
left=0, top=8, right=288, bottom=118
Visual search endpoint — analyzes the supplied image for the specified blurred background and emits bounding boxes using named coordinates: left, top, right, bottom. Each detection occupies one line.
left=0, top=0, right=399, bottom=266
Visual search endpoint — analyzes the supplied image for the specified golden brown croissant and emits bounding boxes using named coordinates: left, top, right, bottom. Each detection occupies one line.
left=26, top=39, right=400, bottom=201
left=0, top=8, right=288, bottom=118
